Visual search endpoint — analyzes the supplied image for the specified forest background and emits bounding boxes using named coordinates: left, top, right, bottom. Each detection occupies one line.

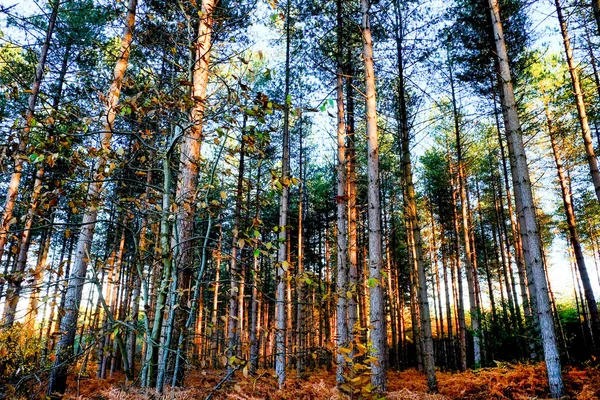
left=2, top=0, right=600, bottom=398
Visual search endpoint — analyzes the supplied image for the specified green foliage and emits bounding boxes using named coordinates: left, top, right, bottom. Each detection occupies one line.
left=338, top=332, right=382, bottom=399
left=445, top=0, right=532, bottom=94
left=0, top=324, right=48, bottom=397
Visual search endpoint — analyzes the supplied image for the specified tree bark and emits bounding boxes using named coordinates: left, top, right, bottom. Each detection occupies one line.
left=555, top=0, right=600, bottom=203
left=335, top=0, right=348, bottom=385
left=449, top=60, right=481, bottom=367
left=171, top=0, right=216, bottom=383
left=361, top=0, right=386, bottom=390
left=546, top=107, right=600, bottom=351
left=0, top=0, right=59, bottom=277
left=275, top=0, right=291, bottom=388
left=227, top=133, right=245, bottom=375
left=47, top=0, right=137, bottom=393
left=488, top=0, right=563, bottom=396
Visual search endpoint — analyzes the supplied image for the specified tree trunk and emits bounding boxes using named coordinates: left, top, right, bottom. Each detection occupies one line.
left=47, top=0, right=137, bottom=393
left=546, top=107, right=600, bottom=351
left=275, top=0, right=291, bottom=388
left=296, top=118, right=306, bottom=375
left=449, top=61, right=481, bottom=367
left=227, top=133, right=245, bottom=375
left=249, top=156, right=264, bottom=374
left=335, top=0, right=348, bottom=385
left=143, top=153, right=173, bottom=388
left=555, top=0, right=600, bottom=203
left=346, top=60, right=359, bottom=342
left=361, top=0, right=386, bottom=390
left=449, top=152, right=468, bottom=371
left=488, top=0, right=563, bottom=396
left=0, top=0, right=59, bottom=268
left=171, top=0, right=215, bottom=383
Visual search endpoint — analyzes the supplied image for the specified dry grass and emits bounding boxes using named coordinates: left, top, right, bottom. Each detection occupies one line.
left=62, top=363, right=600, bottom=400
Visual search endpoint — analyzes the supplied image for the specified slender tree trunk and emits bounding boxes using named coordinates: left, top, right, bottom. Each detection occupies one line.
left=491, top=80, right=532, bottom=326
left=361, top=0, right=386, bottom=390
left=249, top=158, right=264, bottom=374
left=449, top=154, right=467, bottom=371
left=212, top=226, right=222, bottom=368
left=346, top=61, right=359, bottom=342
left=171, top=1, right=215, bottom=384
left=546, top=107, right=600, bottom=351
left=143, top=153, right=172, bottom=388
left=227, top=133, right=245, bottom=375
left=47, top=0, right=137, bottom=393
left=401, top=110, right=438, bottom=392
left=449, top=61, right=481, bottom=367
left=488, top=0, right=563, bottom=396
left=335, top=0, right=348, bottom=384
left=0, top=0, right=60, bottom=268
left=296, top=118, right=305, bottom=375
left=555, top=0, right=600, bottom=202
left=275, top=0, right=291, bottom=388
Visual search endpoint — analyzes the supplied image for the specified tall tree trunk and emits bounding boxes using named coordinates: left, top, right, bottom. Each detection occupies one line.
left=335, top=0, right=348, bottom=385
left=172, top=0, right=216, bottom=384
left=47, top=0, right=137, bottom=393
left=488, top=0, right=563, bottom=396
left=211, top=223, right=222, bottom=368
left=249, top=155, right=264, bottom=374
left=555, top=0, right=600, bottom=203
left=143, top=152, right=173, bottom=388
left=346, top=59, right=359, bottom=342
left=361, top=0, right=386, bottom=390
left=401, top=100, right=438, bottom=392
left=227, top=133, right=245, bottom=375
left=0, top=0, right=59, bottom=268
left=546, top=107, right=600, bottom=351
left=491, top=77, right=532, bottom=326
left=275, top=0, right=291, bottom=388
left=449, top=155, right=468, bottom=371
left=449, top=60, right=481, bottom=367
left=296, top=119, right=305, bottom=375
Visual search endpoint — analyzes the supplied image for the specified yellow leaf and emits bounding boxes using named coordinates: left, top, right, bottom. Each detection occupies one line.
left=220, top=191, right=227, bottom=200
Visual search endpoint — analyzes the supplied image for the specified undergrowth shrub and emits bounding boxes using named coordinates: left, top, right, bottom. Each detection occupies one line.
left=0, top=324, right=48, bottom=398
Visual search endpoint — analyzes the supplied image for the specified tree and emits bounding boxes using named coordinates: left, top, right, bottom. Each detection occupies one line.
left=334, top=0, right=348, bottom=386
left=487, top=0, right=563, bottom=396
left=47, top=0, right=138, bottom=393
left=360, top=0, right=386, bottom=391
left=275, top=0, right=292, bottom=388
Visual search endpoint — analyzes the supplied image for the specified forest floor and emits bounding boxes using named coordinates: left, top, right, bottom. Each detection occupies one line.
left=62, top=363, right=600, bottom=400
